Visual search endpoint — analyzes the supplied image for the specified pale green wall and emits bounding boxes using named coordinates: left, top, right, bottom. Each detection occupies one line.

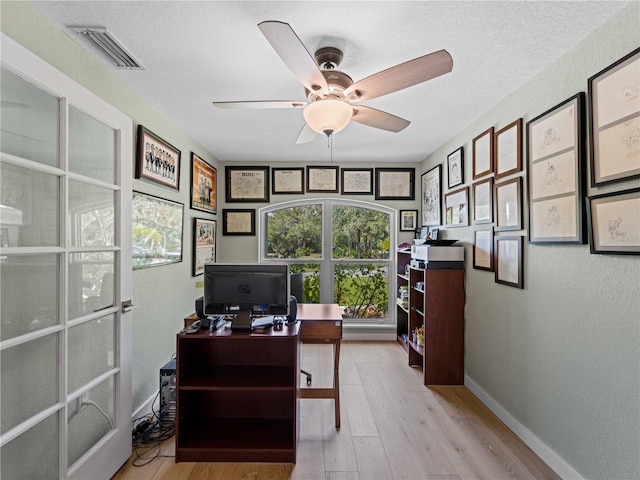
left=422, top=4, right=640, bottom=479
left=2, top=2, right=639, bottom=479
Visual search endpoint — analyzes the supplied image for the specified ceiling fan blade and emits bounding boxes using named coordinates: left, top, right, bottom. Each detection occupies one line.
left=351, top=106, right=410, bottom=133
left=212, top=100, right=306, bottom=109
left=296, top=123, right=317, bottom=144
left=345, top=49, right=453, bottom=102
left=258, top=21, right=328, bottom=96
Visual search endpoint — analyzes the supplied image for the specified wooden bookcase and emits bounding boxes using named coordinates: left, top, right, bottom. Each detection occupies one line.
left=396, top=249, right=411, bottom=352
left=402, top=263, right=465, bottom=385
left=175, top=324, right=300, bottom=463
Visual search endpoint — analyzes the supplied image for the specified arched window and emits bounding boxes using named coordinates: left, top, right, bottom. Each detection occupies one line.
left=260, top=199, right=396, bottom=326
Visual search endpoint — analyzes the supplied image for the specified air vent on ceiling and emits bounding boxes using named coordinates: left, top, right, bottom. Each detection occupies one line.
left=68, top=26, right=144, bottom=70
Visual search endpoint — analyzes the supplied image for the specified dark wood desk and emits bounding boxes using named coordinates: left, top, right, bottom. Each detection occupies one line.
left=297, top=303, right=343, bottom=430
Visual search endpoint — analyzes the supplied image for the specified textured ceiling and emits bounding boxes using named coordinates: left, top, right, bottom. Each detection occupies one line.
left=30, top=1, right=630, bottom=164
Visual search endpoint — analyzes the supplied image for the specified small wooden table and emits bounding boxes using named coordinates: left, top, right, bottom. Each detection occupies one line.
left=297, top=303, right=343, bottom=430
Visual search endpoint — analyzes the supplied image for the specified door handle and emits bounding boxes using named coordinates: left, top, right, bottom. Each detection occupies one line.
left=121, top=300, right=137, bottom=313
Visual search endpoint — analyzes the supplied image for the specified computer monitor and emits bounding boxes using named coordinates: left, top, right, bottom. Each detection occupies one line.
left=203, top=263, right=289, bottom=329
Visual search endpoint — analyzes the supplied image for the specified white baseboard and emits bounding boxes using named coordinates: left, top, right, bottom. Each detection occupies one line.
left=465, top=375, right=583, bottom=480
left=343, top=332, right=396, bottom=341
left=131, top=391, right=159, bottom=423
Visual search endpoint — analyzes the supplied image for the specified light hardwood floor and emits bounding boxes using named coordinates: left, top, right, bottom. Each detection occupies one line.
left=112, top=341, right=560, bottom=480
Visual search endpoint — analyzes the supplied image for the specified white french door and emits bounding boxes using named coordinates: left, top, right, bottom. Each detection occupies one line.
left=0, top=34, right=133, bottom=479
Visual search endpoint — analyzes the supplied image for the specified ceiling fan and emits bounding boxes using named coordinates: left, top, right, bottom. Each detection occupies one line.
left=212, top=21, right=453, bottom=143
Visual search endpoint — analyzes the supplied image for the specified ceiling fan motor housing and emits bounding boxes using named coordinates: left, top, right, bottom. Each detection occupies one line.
left=306, top=70, right=354, bottom=103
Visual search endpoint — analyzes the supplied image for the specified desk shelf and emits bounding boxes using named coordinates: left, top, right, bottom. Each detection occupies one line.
left=176, top=327, right=299, bottom=463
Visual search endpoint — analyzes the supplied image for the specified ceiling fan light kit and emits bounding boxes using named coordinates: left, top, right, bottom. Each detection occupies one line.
left=303, top=99, right=353, bottom=136
left=212, top=20, right=453, bottom=142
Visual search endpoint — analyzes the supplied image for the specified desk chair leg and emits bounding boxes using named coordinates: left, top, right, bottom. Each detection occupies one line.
left=301, top=369, right=312, bottom=385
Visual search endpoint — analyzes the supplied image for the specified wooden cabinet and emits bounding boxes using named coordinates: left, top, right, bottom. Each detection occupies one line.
left=176, top=324, right=300, bottom=463
left=397, top=250, right=465, bottom=385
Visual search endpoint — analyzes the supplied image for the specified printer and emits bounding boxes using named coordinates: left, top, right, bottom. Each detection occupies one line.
left=411, top=244, right=464, bottom=269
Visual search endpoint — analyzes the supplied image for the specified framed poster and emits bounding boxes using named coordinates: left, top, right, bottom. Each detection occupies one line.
left=190, top=152, right=217, bottom=214
left=341, top=168, right=373, bottom=195
left=421, top=165, right=442, bottom=226
left=472, top=178, right=493, bottom=224
left=132, top=192, right=183, bottom=269
left=447, top=147, right=464, bottom=188
left=225, top=166, right=269, bottom=202
left=473, top=228, right=494, bottom=271
left=494, top=236, right=524, bottom=289
left=135, top=125, right=181, bottom=190
left=495, top=177, right=522, bottom=231
left=588, top=47, right=640, bottom=186
left=494, top=118, right=523, bottom=180
left=586, top=187, right=640, bottom=255
left=527, top=93, right=586, bottom=244
left=400, top=210, right=419, bottom=231
left=193, top=218, right=216, bottom=276
left=272, top=168, right=304, bottom=194
left=307, top=166, right=339, bottom=193
left=222, top=209, right=256, bottom=236
left=444, top=186, right=469, bottom=227
left=472, top=127, right=494, bottom=179
left=375, top=168, right=415, bottom=200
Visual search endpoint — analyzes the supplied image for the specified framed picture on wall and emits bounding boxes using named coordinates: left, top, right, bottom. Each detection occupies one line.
left=588, top=47, right=640, bottom=187
left=473, top=228, right=494, bottom=271
left=444, top=186, right=469, bottom=227
left=421, top=165, right=442, bottom=226
left=190, top=152, right=217, bottom=214
left=586, top=187, right=640, bottom=255
left=527, top=93, right=586, bottom=244
left=272, top=168, right=304, bottom=194
left=494, top=236, right=523, bottom=288
left=132, top=192, right=183, bottom=269
left=472, top=127, right=494, bottom=179
left=375, top=168, right=415, bottom=200
left=472, top=178, right=493, bottom=224
left=447, top=147, right=464, bottom=188
left=341, top=168, right=373, bottom=195
left=222, top=209, right=256, bottom=236
left=494, top=118, right=523, bottom=180
left=307, top=166, right=339, bottom=193
left=399, top=210, right=419, bottom=231
left=135, top=125, right=181, bottom=190
left=225, top=166, right=269, bottom=202
left=193, top=218, right=216, bottom=276
left=495, top=177, right=522, bottom=231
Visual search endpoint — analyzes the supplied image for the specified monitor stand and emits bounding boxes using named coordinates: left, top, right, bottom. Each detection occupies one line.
left=230, top=310, right=253, bottom=331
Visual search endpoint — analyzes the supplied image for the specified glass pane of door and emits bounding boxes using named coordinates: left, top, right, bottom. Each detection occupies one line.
left=0, top=413, right=59, bottom=480
left=1, top=333, right=59, bottom=433
left=69, top=106, right=117, bottom=183
left=0, top=66, right=60, bottom=167
left=0, top=163, right=60, bottom=247
left=0, top=253, right=59, bottom=341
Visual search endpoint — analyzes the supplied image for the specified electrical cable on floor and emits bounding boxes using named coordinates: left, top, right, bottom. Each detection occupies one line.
left=130, top=370, right=176, bottom=467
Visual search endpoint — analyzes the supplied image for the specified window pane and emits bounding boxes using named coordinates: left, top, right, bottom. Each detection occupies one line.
left=1, top=412, right=58, bottom=480
left=0, top=254, right=59, bottom=342
left=1, top=333, right=59, bottom=434
left=68, top=376, right=115, bottom=468
left=68, top=252, right=115, bottom=320
left=332, top=206, right=390, bottom=259
left=0, top=66, right=60, bottom=167
left=69, top=106, right=117, bottom=184
left=68, top=314, right=115, bottom=392
left=290, top=263, right=321, bottom=303
left=266, top=204, right=322, bottom=259
left=0, top=163, right=60, bottom=247
left=335, top=263, right=389, bottom=319
left=68, top=180, right=115, bottom=247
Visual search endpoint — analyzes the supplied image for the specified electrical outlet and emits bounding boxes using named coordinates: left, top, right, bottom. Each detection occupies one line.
left=195, top=280, right=204, bottom=288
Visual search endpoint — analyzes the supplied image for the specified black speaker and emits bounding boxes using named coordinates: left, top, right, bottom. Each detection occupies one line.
left=286, top=295, right=298, bottom=324
left=195, top=296, right=205, bottom=319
